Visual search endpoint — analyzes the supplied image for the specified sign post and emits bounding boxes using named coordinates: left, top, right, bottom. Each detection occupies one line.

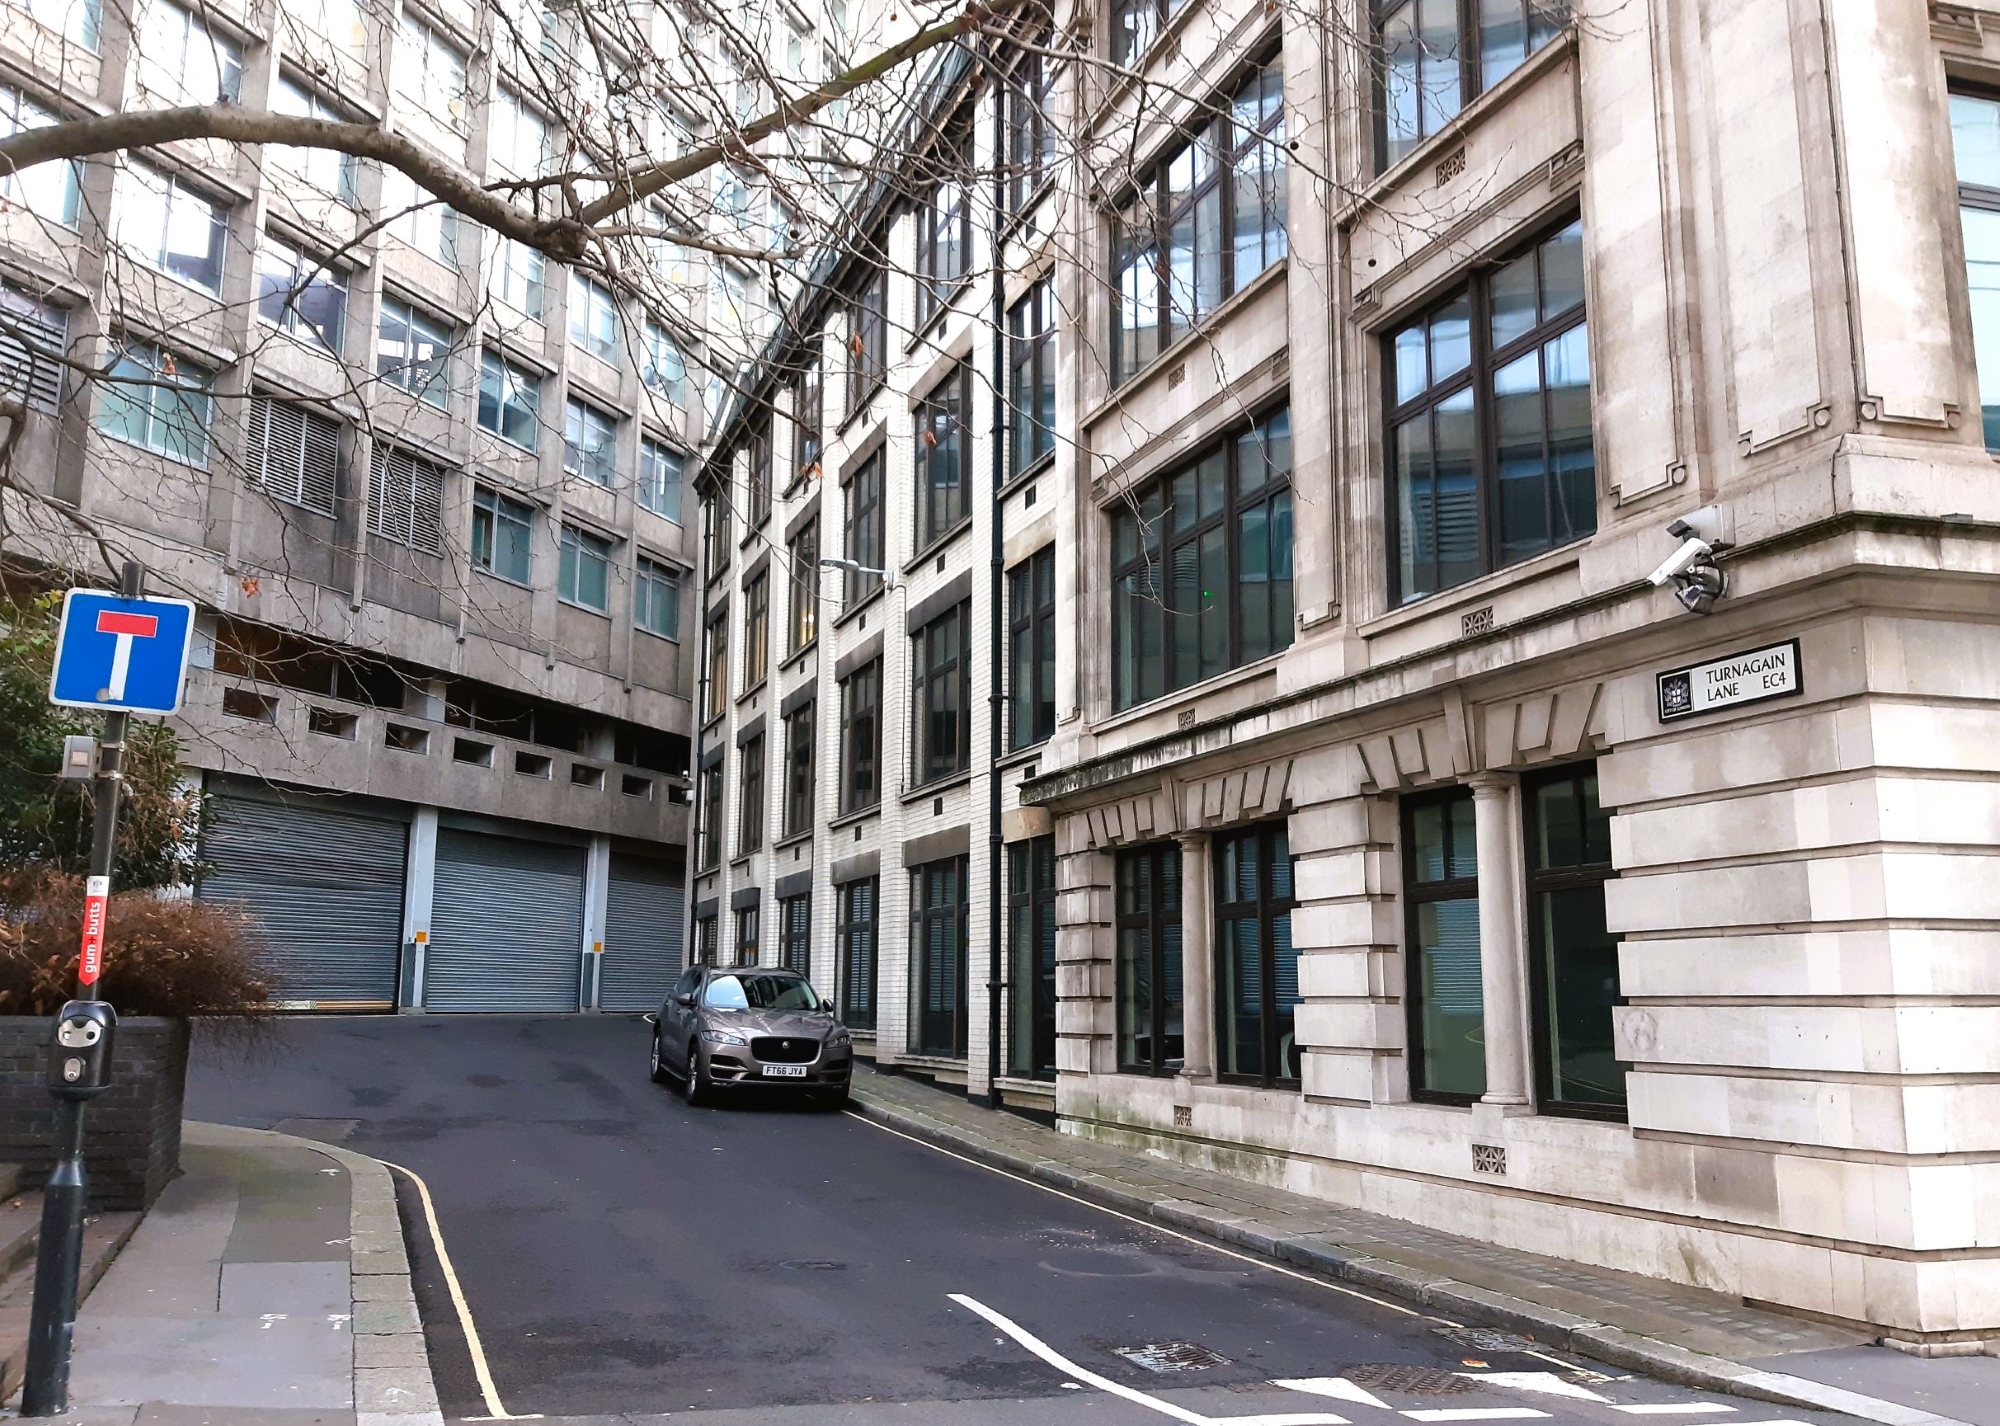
left=22, top=563, right=192, bottom=1416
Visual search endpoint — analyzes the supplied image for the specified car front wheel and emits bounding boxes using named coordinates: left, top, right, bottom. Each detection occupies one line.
left=649, top=1032, right=671, bottom=1085
left=683, top=1042, right=712, bottom=1106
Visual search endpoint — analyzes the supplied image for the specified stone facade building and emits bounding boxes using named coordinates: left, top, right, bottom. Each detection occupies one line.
left=704, top=0, right=2000, bottom=1343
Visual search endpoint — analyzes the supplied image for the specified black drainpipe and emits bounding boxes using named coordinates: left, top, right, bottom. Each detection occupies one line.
left=687, top=487, right=710, bottom=975
left=983, top=57, right=1008, bottom=1112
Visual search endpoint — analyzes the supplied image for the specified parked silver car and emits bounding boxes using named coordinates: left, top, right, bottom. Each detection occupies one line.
left=649, top=965, right=852, bottom=1109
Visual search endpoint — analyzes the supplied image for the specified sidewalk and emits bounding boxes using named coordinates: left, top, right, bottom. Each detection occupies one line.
left=848, top=1065, right=1999, bottom=1426
left=47, top=1120, right=441, bottom=1426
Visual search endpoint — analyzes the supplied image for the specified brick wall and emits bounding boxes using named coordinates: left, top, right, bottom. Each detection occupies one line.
left=0, top=1017, right=189, bottom=1211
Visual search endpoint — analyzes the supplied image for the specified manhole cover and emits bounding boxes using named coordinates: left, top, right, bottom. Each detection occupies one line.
left=1343, top=1364, right=1478, bottom=1394
left=1113, top=1342, right=1230, bottom=1373
left=779, top=1259, right=848, bottom=1272
left=1434, top=1326, right=1541, bottom=1354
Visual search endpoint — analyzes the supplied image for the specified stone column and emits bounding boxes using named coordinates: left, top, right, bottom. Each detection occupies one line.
left=1468, top=774, right=1530, bottom=1106
left=1177, top=832, right=1214, bottom=1079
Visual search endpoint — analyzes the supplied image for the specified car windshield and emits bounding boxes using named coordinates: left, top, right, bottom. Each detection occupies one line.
left=702, top=974, right=820, bottom=1012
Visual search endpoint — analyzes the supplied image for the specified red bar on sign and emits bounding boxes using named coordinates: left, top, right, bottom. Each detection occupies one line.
left=95, top=611, right=158, bottom=638
left=77, top=875, right=108, bottom=989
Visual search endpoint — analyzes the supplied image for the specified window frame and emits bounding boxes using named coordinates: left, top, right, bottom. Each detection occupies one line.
left=841, top=449, right=885, bottom=604
left=788, top=517, right=820, bottom=654
left=637, top=436, right=683, bottom=521
left=556, top=524, right=613, bottom=612
left=837, top=876, right=878, bottom=1029
left=793, top=353, right=822, bottom=485
left=1007, top=835, right=1058, bottom=1080
left=95, top=336, right=214, bottom=466
left=910, top=855, right=970, bottom=1058
left=1951, top=87, right=2000, bottom=452
left=568, top=271, right=620, bottom=364
left=737, top=732, right=765, bottom=855
left=914, top=361, right=971, bottom=549
left=742, top=567, right=770, bottom=691
left=562, top=395, right=618, bottom=488
left=746, top=419, right=773, bottom=527
left=377, top=296, right=452, bottom=406
left=697, top=758, right=725, bottom=870
left=782, top=700, right=815, bottom=837
left=0, top=87, right=79, bottom=227
left=702, top=606, right=729, bottom=724
left=780, top=893, right=811, bottom=974
left=911, top=600, right=971, bottom=787
left=1008, top=278, right=1056, bottom=476
left=119, top=163, right=227, bottom=296
left=915, top=121, right=973, bottom=326
left=1213, top=820, right=1299, bottom=1088
left=1116, top=841, right=1184, bottom=1076
left=735, top=902, right=760, bottom=966
left=634, top=554, right=681, bottom=639
left=1005, top=40, right=1057, bottom=218
left=478, top=349, right=542, bottom=448
left=702, top=488, right=732, bottom=583
left=845, top=264, right=887, bottom=416
left=1383, top=216, right=1592, bottom=604
left=257, top=238, right=349, bottom=354
left=1007, top=545, right=1056, bottom=750
left=472, top=485, right=534, bottom=583
left=1522, top=762, right=1624, bottom=1120
left=1401, top=785, right=1483, bottom=1105
left=838, top=657, right=881, bottom=815
left=1373, top=0, right=1569, bottom=172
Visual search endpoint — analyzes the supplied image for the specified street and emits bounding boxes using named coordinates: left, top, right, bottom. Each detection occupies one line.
left=186, top=1017, right=1854, bottom=1425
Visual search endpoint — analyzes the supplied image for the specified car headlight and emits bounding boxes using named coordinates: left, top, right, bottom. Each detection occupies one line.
left=828, top=1028, right=852, bottom=1047
left=701, top=1027, right=749, bottom=1046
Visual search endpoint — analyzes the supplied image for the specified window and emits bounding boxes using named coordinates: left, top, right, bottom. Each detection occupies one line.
left=558, top=526, right=611, bottom=610
left=381, top=167, right=458, bottom=267
left=1006, top=44, right=1056, bottom=216
left=911, top=601, right=970, bottom=786
left=478, top=350, right=541, bottom=447
left=95, top=338, right=213, bottom=465
left=0, top=289, right=68, bottom=414
left=742, top=569, right=770, bottom=690
left=286, top=0, right=365, bottom=54
left=1215, top=821, right=1297, bottom=1086
left=377, top=298, right=452, bottom=405
left=911, top=857, right=969, bottom=1057
left=117, top=165, right=226, bottom=295
left=747, top=421, right=773, bottom=526
left=0, top=89, right=78, bottom=226
left=1008, top=836, right=1057, bottom=1079
left=1389, top=220, right=1591, bottom=602
left=1403, top=787, right=1482, bottom=1100
left=271, top=79, right=358, bottom=204
left=841, top=450, right=884, bottom=603
left=396, top=14, right=467, bottom=134
left=1951, top=92, right=2000, bottom=449
left=1524, top=765, right=1622, bottom=1117
left=569, top=273, right=619, bottom=364
left=915, top=125, right=971, bottom=323
left=1009, top=280, right=1055, bottom=475
left=735, top=903, right=760, bottom=966
left=715, top=166, right=750, bottom=224
left=490, top=87, right=552, bottom=179
left=793, top=356, right=822, bottom=483
left=1117, top=842, right=1182, bottom=1074
left=472, top=486, right=533, bottom=582
left=368, top=446, right=445, bottom=552
left=695, top=911, right=718, bottom=964
left=489, top=237, right=546, bottom=320
left=635, top=555, right=681, bottom=638
left=838, top=658, right=880, bottom=814
left=257, top=240, right=348, bottom=353
left=788, top=519, right=819, bottom=653
left=137, top=0, right=242, bottom=105
left=1008, top=546, right=1056, bottom=749
left=702, top=491, right=732, bottom=582
left=837, top=878, right=877, bottom=1030
left=1378, top=0, right=1567, bottom=168
left=915, top=363, right=970, bottom=547
left=642, top=320, right=686, bottom=403
left=18, top=0, right=98, bottom=49
left=1111, top=406, right=1294, bottom=711
left=1111, top=0, right=1188, bottom=65
left=638, top=437, right=684, bottom=520
left=248, top=397, right=338, bottom=515
left=647, top=199, right=692, bottom=284
left=780, top=894, right=811, bottom=975
left=562, top=397, right=617, bottom=486
left=1112, top=59, right=1286, bottom=387
left=702, top=609, right=728, bottom=722
left=845, top=265, right=887, bottom=414
left=737, top=733, right=765, bottom=854
left=698, top=759, right=724, bottom=869
left=783, top=701, right=814, bottom=837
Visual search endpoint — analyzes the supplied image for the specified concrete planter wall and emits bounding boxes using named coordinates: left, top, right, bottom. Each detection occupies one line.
left=0, top=1016, right=188, bottom=1211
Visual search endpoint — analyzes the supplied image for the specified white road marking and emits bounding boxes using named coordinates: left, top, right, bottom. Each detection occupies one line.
left=1462, top=1372, right=1612, bottom=1402
left=1275, top=1379, right=1395, bottom=1411
left=948, top=1292, right=1350, bottom=1426
left=1402, top=1410, right=1551, bottom=1421
left=381, top=1157, right=544, bottom=1422
left=1611, top=1408, right=1739, bottom=1416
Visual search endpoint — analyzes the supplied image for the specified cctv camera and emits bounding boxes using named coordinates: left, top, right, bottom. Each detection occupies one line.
left=1673, top=563, right=1725, bottom=615
left=1648, top=536, right=1715, bottom=588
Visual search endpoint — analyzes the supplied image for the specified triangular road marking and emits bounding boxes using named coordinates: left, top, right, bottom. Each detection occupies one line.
left=1274, top=1379, right=1395, bottom=1412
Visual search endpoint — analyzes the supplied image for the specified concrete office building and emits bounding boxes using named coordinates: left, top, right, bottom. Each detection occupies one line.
left=704, top=0, right=2000, bottom=1343
left=0, top=0, right=825, bottom=1008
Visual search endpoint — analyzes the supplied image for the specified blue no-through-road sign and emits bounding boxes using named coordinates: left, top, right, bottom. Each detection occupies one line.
left=48, top=589, right=197, bottom=716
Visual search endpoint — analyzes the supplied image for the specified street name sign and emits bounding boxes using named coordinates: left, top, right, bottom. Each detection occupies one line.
left=47, top=589, right=196, bottom=716
left=1656, top=639, right=1801, bottom=723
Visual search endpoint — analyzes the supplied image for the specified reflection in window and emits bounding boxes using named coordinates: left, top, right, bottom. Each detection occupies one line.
left=1378, top=0, right=1567, bottom=168
left=1116, top=842, right=1183, bottom=1075
left=1215, top=822, right=1297, bottom=1086
left=1526, top=765, right=1622, bottom=1116
left=1952, top=91, right=2000, bottom=451
left=95, top=337, right=213, bottom=466
left=1403, top=789, right=1484, bottom=1100
left=0, top=89, right=78, bottom=226
left=117, top=165, right=227, bottom=294
left=378, top=298, right=452, bottom=405
left=478, top=350, right=541, bottom=448
left=258, top=239, right=348, bottom=353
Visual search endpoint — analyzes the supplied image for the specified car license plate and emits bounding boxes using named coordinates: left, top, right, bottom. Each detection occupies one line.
left=761, top=1064, right=808, bottom=1078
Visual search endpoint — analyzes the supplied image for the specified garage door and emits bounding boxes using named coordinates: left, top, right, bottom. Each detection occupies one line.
left=425, top=829, right=584, bottom=1012
left=198, top=791, right=406, bottom=1009
left=598, top=853, right=684, bottom=1011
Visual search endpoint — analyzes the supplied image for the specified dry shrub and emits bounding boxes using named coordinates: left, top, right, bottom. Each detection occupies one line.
left=0, top=866, right=272, bottom=1020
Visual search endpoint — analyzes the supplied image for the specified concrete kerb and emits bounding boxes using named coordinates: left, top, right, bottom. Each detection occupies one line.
left=842, top=1092, right=1973, bottom=1426
left=189, top=1122, right=442, bottom=1426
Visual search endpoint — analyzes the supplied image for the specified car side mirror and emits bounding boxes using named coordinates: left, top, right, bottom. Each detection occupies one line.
left=676, top=993, right=695, bottom=1008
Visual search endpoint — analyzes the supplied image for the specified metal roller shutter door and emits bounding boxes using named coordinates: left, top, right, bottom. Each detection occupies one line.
left=598, top=854, right=684, bottom=1011
left=426, top=829, right=584, bottom=1012
left=197, top=794, right=405, bottom=1008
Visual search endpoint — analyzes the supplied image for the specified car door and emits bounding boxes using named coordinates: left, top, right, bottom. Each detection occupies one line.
left=664, top=967, right=701, bottom=1069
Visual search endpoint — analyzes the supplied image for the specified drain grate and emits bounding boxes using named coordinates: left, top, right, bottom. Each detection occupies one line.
left=1342, top=1364, right=1478, bottom=1394
left=1433, top=1326, right=1542, bottom=1354
left=1113, top=1342, right=1230, bottom=1373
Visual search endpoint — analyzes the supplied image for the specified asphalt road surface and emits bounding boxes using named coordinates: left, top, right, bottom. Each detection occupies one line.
left=186, top=1017, right=1856, bottom=1426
